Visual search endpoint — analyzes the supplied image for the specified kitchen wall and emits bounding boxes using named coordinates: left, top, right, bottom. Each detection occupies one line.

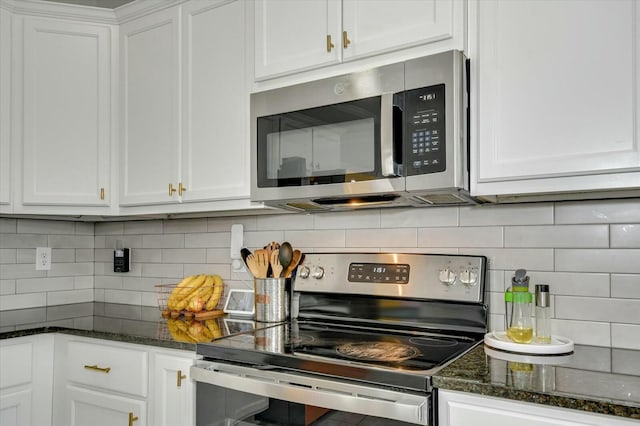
left=1, top=198, right=639, bottom=349
left=0, top=219, right=94, bottom=309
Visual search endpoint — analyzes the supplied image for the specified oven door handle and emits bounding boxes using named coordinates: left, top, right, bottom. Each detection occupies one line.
left=191, top=362, right=429, bottom=425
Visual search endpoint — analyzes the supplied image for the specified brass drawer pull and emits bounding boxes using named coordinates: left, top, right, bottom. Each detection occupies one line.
left=128, top=412, right=139, bottom=426
left=83, top=364, right=111, bottom=373
left=177, top=369, right=187, bottom=387
left=169, top=183, right=177, bottom=196
left=178, top=182, right=187, bottom=196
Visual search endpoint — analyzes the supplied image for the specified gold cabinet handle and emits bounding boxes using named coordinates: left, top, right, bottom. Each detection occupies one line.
left=326, top=34, right=335, bottom=52
left=177, top=369, right=187, bottom=387
left=169, top=183, right=177, bottom=196
left=100, top=188, right=105, bottom=200
left=178, top=182, right=187, bottom=196
left=342, top=30, right=351, bottom=49
left=84, top=364, right=111, bottom=373
left=128, top=412, right=139, bottom=426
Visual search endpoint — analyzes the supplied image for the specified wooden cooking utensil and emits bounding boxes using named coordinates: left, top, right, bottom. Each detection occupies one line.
left=270, top=249, right=283, bottom=278
left=283, top=249, right=302, bottom=278
left=245, top=254, right=261, bottom=278
left=253, top=249, right=270, bottom=279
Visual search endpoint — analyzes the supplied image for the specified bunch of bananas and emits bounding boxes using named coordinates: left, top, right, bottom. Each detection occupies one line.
left=167, top=318, right=222, bottom=343
left=166, top=274, right=223, bottom=313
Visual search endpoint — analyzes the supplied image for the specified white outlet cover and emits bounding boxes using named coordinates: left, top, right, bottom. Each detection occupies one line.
left=36, top=247, right=51, bottom=270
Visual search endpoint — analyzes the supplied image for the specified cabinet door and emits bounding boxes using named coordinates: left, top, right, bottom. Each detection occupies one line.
left=438, top=390, right=638, bottom=426
left=0, top=8, right=10, bottom=207
left=66, top=385, right=146, bottom=426
left=254, top=0, right=341, bottom=79
left=152, top=354, right=194, bottom=426
left=181, top=0, right=249, bottom=202
left=21, top=18, right=111, bottom=206
left=341, top=0, right=456, bottom=61
left=120, top=7, right=181, bottom=206
left=0, top=390, right=31, bottom=426
left=1, top=335, right=54, bottom=426
left=471, top=0, right=640, bottom=197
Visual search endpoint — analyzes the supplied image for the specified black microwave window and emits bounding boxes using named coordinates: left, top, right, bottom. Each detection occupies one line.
left=256, top=97, right=382, bottom=188
left=404, top=84, right=446, bottom=176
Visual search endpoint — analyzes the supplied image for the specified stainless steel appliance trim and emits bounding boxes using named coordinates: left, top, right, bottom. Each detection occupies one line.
left=405, top=50, right=467, bottom=193
left=380, top=93, right=396, bottom=177
left=191, top=361, right=430, bottom=425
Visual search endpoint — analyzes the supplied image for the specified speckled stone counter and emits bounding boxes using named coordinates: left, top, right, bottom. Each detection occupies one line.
left=0, top=302, right=234, bottom=351
left=433, top=344, right=640, bottom=421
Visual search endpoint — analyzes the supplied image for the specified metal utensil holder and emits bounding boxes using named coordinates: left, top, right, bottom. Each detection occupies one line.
left=254, top=278, right=290, bottom=322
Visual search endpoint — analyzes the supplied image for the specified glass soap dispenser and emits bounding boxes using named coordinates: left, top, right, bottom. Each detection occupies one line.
left=506, top=269, right=533, bottom=343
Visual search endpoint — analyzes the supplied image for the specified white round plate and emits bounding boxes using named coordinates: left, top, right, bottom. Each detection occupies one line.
left=484, top=331, right=574, bottom=355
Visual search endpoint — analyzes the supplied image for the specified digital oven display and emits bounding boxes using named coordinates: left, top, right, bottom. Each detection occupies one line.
left=348, top=263, right=410, bottom=284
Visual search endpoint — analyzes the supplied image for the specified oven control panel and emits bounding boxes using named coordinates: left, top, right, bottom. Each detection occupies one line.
left=294, top=253, right=486, bottom=303
left=348, top=263, right=409, bottom=284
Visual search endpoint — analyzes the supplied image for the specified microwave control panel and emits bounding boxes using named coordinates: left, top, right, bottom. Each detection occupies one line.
left=405, top=84, right=446, bottom=175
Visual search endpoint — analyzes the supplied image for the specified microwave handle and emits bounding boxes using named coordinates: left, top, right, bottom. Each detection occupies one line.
left=380, top=93, right=399, bottom=177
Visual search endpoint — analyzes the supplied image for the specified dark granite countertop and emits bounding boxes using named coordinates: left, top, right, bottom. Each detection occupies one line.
left=0, top=302, right=238, bottom=351
left=2, top=303, right=639, bottom=420
left=433, top=344, right=640, bottom=421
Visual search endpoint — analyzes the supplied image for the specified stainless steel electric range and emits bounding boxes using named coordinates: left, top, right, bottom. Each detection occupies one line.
left=191, top=252, right=487, bottom=426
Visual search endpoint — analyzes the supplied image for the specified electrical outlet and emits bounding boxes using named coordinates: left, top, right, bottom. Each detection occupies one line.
left=36, top=247, right=51, bottom=271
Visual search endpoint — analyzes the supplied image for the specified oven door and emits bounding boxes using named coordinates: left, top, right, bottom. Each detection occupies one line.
left=191, top=361, right=430, bottom=426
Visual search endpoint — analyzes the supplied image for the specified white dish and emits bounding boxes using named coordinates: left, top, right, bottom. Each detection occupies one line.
left=484, top=331, right=574, bottom=355
left=484, top=346, right=573, bottom=365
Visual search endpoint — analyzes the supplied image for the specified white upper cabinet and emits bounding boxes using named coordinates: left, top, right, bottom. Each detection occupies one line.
left=120, top=6, right=181, bottom=206
left=254, top=0, right=341, bottom=79
left=180, top=0, right=249, bottom=203
left=0, top=8, right=11, bottom=210
left=120, top=0, right=250, bottom=209
left=341, top=0, right=456, bottom=60
left=20, top=17, right=112, bottom=207
left=471, top=0, right=640, bottom=199
left=254, top=0, right=464, bottom=81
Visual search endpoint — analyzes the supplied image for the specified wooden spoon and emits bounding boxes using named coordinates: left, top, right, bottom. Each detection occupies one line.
left=270, top=249, right=282, bottom=278
left=283, top=249, right=302, bottom=278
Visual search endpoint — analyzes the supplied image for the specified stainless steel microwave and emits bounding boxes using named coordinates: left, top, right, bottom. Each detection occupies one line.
left=250, top=50, right=476, bottom=212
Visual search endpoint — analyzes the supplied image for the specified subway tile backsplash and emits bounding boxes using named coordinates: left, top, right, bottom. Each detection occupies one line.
left=1, top=198, right=639, bottom=349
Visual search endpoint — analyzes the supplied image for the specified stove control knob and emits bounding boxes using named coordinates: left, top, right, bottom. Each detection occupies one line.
left=298, top=266, right=310, bottom=279
left=459, top=269, right=478, bottom=286
left=439, top=268, right=456, bottom=286
left=311, top=266, right=325, bottom=279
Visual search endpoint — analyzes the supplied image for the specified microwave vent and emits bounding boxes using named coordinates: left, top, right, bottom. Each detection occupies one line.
left=412, top=193, right=471, bottom=205
left=283, top=202, right=329, bottom=212
left=313, top=194, right=400, bottom=206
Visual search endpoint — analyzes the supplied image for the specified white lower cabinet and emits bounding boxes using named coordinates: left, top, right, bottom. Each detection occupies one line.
left=0, top=390, right=31, bottom=426
left=66, top=385, right=147, bottom=426
left=0, top=334, right=54, bottom=426
left=437, top=389, right=638, bottom=426
left=53, top=335, right=197, bottom=426
left=151, top=352, right=197, bottom=426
